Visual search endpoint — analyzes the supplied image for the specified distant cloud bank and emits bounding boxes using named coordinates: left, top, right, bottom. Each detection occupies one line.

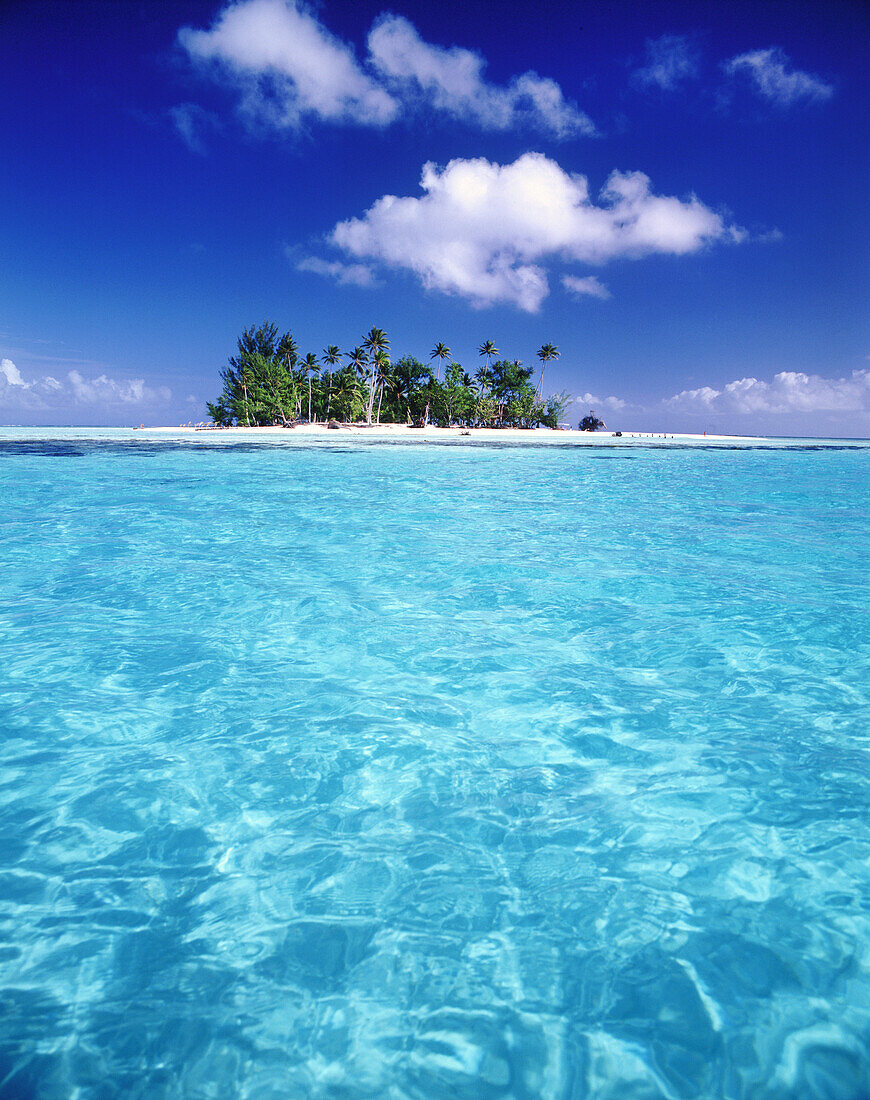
left=177, top=0, right=593, bottom=138
left=0, top=358, right=171, bottom=414
left=578, top=392, right=626, bottom=412
left=0, top=358, right=27, bottom=388
left=324, top=153, right=741, bottom=311
left=667, top=369, right=870, bottom=416
left=571, top=369, right=870, bottom=434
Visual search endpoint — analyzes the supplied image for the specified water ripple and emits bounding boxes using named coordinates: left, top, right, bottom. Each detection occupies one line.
left=0, top=442, right=867, bottom=1097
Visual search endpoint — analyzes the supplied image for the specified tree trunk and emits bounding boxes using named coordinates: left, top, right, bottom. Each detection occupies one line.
left=366, top=370, right=376, bottom=424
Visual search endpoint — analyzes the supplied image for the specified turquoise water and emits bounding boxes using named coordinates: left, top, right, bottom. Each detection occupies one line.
left=0, top=431, right=868, bottom=1098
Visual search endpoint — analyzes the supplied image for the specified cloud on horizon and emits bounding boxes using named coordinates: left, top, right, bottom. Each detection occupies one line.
left=723, top=48, right=833, bottom=106
left=666, top=369, right=870, bottom=417
left=565, top=371, right=870, bottom=435
left=0, top=358, right=171, bottom=413
left=326, top=153, right=742, bottom=311
left=0, top=358, right=27, bottom=388
left=577, top=392, right=626, bottom=411
left=177, top=0, right=592, bottom=138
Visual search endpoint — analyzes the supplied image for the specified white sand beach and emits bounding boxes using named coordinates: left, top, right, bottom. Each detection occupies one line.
left=145, top=423, right=763, bottom=444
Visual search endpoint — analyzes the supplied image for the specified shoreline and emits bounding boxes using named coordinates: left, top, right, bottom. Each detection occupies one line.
left=141, top=423, right=764, bottom=445
left=2, top=425, right=865, bottom=447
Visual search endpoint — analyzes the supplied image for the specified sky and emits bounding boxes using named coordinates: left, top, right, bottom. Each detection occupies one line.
left=1, top=0, right=868, bottom=434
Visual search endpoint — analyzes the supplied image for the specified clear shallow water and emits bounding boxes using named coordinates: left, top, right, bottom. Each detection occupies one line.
left=0, top=434, right=868, bottom=1099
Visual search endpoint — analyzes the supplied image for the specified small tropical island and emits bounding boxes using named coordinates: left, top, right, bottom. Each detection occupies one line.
left=187, top=322, right=757, bottom=443
left=206, top=322, right=576, bottom=430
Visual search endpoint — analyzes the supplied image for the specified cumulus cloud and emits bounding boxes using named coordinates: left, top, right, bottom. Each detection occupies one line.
left=1, top=358, right=26, bottom=387
left=367, top=14, right=594, bottom=138
left=633, top=35, right=700, bottom=91
left=178, top=0, right=592, bottom=137
left=296, top=255, right=378, bottom=287
left=330, top=153, right=740, bottom=311
left=562, top=274, right=611, bottom=300
left=178, top=0, right=398, bottom=130
left=723, top=48, right=833, bottom=106
left=666, top=369, right=870, bottom=416
left=0, top=359, right=171, bottom=412
left=67, top=371, right=171, bottom=405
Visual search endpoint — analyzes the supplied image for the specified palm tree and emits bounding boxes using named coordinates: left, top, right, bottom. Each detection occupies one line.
left=474, top=364, right=493, bottom=390
left=332, top=366, right=364, bottom=423
left=362, top=328, right=389, bottom=423
left=346, top=346, right=369, bottom=376
left=282, top=334, right=299, bottom=374
left=345, top=347, right=369, bottom=422
left=373, top=350, right=394, bottom=424
left=478, top=340, right=499, bottom=370
left=430, top=342, right=451, bottom=381
left=302, top=352, right=319, bottom=422
left=535, top=343, right=560, bottom=400
left=322, top=345, right=341, bottom=421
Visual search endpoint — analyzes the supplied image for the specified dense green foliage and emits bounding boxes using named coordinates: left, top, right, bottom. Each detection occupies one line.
left=208, top=322, right=570, bottom=429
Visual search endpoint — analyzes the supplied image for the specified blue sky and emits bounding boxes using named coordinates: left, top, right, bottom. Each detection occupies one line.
left=1, top=0, right=867, bottom=433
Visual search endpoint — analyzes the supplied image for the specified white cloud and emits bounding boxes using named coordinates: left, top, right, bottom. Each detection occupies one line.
left=296, top=255, right=378, bottom=287
left=68, top=371, right=172, bottom=405
left=330, top=153, right=740, bottom=311
left=178, top=0, right=592, bottom=137
left=633, top=35, right=699, bottom=91
left=723, top=48, right=833, bottom=106
left=578, top=392, right=626, bottom=411
left=178, top=0, right=399, bottom=130
left=562, top=275, right=611, bottom=300
left=1, top=358, right=26, bottom=387
left=666, top=369, right=870, bottom=416
left=367, top=14, right=594, bottom=138
left=0, top=360, right=171, bottom=412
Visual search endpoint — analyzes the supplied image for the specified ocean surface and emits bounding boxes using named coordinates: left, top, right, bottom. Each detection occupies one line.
left=0, top=429, right=868, bottom=1099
